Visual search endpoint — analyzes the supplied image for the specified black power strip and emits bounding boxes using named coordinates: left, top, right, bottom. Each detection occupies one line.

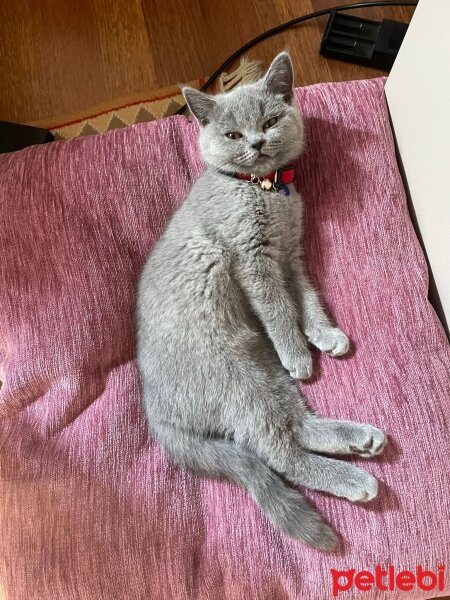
left=320, top=11, right=408, bottom=70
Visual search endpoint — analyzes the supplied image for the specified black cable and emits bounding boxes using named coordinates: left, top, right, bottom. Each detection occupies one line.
left=175, top=0, right=417, bottom=115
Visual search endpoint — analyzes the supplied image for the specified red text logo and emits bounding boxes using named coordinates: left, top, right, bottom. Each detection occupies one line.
left=331, top=565, right=445, bottom=597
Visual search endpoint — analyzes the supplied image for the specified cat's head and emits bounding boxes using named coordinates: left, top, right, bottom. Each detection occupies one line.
left=182, top=52, right=304, bottom=177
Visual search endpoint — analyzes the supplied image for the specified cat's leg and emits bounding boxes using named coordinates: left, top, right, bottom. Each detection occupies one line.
left=288, top=249, right=349, bottom=356
left=240, top=423, right=379, bottom=502
left=233, top=389, right=379, bottom=503
left=237, top=251, right=313, bottom=379
left=299, top=412, right=387, bottom=457
left=297, top=279, right=350, bottom=356
left=288, top=452, right=379, bottom=502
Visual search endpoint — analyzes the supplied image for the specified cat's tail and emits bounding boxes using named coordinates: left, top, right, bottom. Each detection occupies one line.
left=156, top=426, right=338, bottom=551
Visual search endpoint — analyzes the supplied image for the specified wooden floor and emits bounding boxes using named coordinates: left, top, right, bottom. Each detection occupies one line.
left=0, top=0, right=416, bottom=123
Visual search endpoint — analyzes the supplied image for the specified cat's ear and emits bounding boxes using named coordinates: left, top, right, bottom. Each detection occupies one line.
left=262, top=52, right=294, bottom=103
left=182, top=87, right=216, bottom=125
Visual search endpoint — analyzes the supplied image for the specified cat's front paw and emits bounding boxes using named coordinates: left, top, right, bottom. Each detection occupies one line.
left=281, top=350, right=313, bottom=380
left=307, top=327, right=350, bottom=357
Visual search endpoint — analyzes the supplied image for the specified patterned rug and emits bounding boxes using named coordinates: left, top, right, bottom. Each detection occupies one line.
left=29, top=57, right=261, bottom=140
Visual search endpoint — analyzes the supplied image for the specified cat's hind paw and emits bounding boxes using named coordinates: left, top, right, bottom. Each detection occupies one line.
left=348, top=426, right=387, bottom=457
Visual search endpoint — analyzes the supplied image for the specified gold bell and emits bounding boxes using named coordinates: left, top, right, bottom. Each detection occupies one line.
left=260, top=179, right=273, bottom=191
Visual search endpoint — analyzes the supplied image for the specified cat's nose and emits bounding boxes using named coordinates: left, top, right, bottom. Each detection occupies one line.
left=251, top=140, right=264, bottom=151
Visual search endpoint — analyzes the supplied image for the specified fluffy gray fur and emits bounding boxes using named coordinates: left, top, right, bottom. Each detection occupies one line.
left=135, top=52, right=387, bottom=551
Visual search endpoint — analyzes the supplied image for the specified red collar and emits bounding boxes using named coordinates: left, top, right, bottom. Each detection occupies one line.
left=219, top=164, right=297, bottom=196
left=237, top=164, right=296, bottom=185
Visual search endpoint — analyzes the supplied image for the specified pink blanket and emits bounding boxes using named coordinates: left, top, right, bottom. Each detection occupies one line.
left=0, top=78, right=449, bottom=600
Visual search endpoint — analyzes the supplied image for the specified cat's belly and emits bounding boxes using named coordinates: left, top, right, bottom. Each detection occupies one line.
left=137, top=244, right=268, bottom=364
left=136, top=249, right=276, bottom=427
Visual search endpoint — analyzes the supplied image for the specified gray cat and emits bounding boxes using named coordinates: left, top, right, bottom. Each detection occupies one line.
left=135, top=52, right=387, bottom=551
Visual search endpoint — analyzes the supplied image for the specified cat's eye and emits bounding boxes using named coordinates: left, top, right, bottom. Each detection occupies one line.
left=225, top=131, right=243, bottom=140
left=264, top=117, right=278, bottom=130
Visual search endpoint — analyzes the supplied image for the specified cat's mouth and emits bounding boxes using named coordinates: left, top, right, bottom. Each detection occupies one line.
left=231, top=151, right=281, bottom=175
left=250, top=152, right=275, bottom=165
left=249, top=153, right=278, bottom=171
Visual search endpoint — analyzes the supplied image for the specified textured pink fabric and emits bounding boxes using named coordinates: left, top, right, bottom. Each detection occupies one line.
left=0, top=78, right=449, bottom=600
